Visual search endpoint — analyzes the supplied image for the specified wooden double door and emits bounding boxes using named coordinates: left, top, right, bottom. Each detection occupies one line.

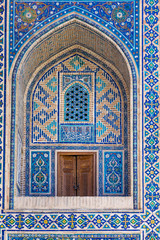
left=57, top=153, right=96, bottom=196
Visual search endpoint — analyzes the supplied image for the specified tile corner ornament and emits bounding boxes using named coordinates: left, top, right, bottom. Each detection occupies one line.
left=0, top=1, right=159, bottom=240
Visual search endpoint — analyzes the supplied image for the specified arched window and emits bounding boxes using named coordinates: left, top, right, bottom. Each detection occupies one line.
left=64, top=83, right=89, bottom=122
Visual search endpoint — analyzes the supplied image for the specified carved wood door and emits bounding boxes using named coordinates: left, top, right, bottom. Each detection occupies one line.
left=58, top=154, right=95, bottom=196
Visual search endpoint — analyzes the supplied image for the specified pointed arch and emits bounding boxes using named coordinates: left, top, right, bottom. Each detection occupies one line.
left=5, top=18, right=140, bottom=210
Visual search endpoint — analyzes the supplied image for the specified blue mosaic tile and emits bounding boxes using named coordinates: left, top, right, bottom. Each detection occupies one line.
left=60, top=124, right=94, bottom=143
left=96, top=73, right=122, bottom=144
left=30, top=151, right=51, bottom=195
left=13, top=2, right=135, bottom=46
left=32, top=71, right=58, bottom=143
left=103, top=151, right=123, bottom=194
left=63, top=74, right=92, bottom=90
left=7, top=233, right=141, bottom=240
left=144, top=0, right=160, bottom=229
left=28, top=54, right=127, bottom=145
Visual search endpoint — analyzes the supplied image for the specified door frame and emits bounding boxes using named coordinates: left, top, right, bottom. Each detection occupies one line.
left=55, top=151, right=97, bottom=196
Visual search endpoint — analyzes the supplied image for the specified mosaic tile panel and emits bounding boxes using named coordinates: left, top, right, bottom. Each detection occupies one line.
left=103, top=151, right=123, bottom=194
left=14, top=2, right=134, bottom=46
left=63, top=74, right=92, bottom=90
left=0, top=212, right=143, bottom=230
left=7, top=233, right=141, bottom=240
left=31, top=54, right=124, bottom=144
left=60, top=124, right=94, bottom=143
left=9, top=1, right=140, bottom=69
left=32, top=69, right=58, bottom=143
left=96, top=70, right=122, bottom=144
left=30, top=151, right=51, bottom=194
left=143, top=1, right=160, bottom=240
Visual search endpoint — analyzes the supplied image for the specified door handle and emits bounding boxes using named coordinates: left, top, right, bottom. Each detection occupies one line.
left=73, top=185, right=79, bottom=190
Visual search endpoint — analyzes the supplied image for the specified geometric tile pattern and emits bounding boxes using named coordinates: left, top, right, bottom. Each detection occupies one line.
left=30, top=151, right=51, bottom=195
left=32, top=72, right=58, bottom=143
left=64, top=83, right=89, bottom=122
left=1, top=212, right=143, bottom=230
left=31, top=54, right=123, bottom=144
left=69, top=55, right=85, bottom=71
left=96, top=71, right=121, bottom=143
left=103, top=151, right=123, bottom=194
left=144, top=1, right=160, bottom=240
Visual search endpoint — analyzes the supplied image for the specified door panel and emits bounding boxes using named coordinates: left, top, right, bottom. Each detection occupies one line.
left=57, top=153, right=95, bottom=196
left=77, top=155, right=94, bottom=196
left=58, top=155, right=76, bottom=196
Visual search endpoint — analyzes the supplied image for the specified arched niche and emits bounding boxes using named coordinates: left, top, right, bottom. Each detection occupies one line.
left=16, top=20, right=132, bottom=141
left=5, top=19, right=141, bottom=210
